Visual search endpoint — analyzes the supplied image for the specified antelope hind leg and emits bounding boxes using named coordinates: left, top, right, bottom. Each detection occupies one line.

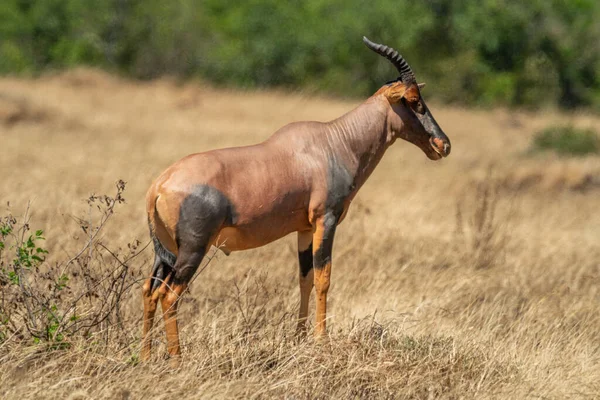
left=158, top=248, right=206, bottom=368
left=141, top=256, right=165, bottom=361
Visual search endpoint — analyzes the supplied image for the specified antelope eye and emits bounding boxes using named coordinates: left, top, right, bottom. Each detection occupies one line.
left=411, top=100, right=425, bottom=115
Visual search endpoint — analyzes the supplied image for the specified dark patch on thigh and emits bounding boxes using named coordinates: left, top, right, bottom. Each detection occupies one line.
left=172, top=247, right=207, bottom=285
left=298, top=241, right=313, bottom=277
left=176, top=184, right=237, bottom=250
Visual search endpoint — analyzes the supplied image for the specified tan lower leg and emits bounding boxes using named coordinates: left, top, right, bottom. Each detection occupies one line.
left=297, top=269, right=314, bottom=335
left=313, top=262, right=331, bottom=337
left=158, top=278, right=186, bottom=363
left=141, top=278, right=159, bottom=361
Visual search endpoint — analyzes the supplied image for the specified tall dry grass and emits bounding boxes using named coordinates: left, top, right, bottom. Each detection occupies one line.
left=1, top=69, right=599, bottom=399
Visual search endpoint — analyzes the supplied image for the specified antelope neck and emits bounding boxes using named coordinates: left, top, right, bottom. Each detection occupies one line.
left=321, top=96, right=392, bottom=186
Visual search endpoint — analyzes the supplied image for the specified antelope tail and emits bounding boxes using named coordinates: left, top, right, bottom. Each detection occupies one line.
left=148, top=197, right=177, bottom=292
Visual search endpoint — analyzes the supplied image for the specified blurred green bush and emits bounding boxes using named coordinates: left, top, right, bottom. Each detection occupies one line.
left=1, top=0, right=599, bottom=110
left=532, top=125, right=600, bottom=156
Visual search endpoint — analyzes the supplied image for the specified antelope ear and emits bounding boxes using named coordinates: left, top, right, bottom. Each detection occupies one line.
left=418, top=82, right=426, bottom=89
left=384, top=81, right=407, bottom=103
left=402, top=84, right=420, bottom=103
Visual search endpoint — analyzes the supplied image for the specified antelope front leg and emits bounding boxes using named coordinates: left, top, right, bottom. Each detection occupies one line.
left=312, top=213, right=337, bottom=337
left=297, top=231, right=314, bottom=336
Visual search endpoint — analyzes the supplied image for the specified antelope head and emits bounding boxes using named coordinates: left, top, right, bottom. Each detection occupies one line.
left=363, top=36, right=451, bottom=160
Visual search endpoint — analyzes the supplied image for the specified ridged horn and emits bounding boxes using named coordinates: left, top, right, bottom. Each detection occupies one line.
left=362, top=36, right=416, bottom=84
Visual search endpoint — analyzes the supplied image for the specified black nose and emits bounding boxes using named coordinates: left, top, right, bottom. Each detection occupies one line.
left=443, top=141, right=451, bottom=156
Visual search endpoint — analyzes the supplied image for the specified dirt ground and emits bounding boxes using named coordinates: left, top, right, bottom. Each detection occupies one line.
left=1, top=69, right=599, bottom=399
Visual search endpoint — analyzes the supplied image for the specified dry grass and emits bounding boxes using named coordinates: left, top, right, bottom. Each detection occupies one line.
left=1, top=68, right=600, bottom=399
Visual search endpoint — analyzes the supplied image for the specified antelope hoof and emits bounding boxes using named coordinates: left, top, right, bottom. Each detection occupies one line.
left=313, top=330, right=330, bottom=343
left=295, top=326, right=309, bottom=342
left=140, top=351, right=151, bottom=363
left=168, top=354, right=182, bottom=369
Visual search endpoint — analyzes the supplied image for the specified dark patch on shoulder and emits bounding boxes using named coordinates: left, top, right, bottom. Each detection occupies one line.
left=309, top=157, right=354, bottom=269
left=326, top=155, right=354, bottom=217
left=298, top=242, right=313, bottom=277
left=176, top=185, right=237, bottom=249
left=313, top=212, right=338, bottom=269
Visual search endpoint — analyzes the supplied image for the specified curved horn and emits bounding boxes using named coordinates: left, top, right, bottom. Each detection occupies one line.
left=362, top=36, right=416, bottom=84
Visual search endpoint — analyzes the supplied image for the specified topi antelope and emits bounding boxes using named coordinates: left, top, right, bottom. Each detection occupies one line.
left=142, top=36, right=451, bottom=364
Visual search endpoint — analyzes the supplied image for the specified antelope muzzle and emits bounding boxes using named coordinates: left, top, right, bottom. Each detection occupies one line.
left=419, top=106, right=451, bottom=159
left=430, top=136, right=451, bottom=158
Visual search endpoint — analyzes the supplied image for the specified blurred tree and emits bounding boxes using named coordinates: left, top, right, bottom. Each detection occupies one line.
left=0, top=0, right=598, bottom=111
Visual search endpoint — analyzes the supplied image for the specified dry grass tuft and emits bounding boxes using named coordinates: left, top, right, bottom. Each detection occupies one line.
left=455, top=173, right=511, bottom=270
left=1, top=69, right=599, bottom=399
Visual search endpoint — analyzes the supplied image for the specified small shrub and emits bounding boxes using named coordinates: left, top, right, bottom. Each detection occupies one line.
left=532, top=125, right=600, bottom=156
left=0, top=180, right=141, bottom=350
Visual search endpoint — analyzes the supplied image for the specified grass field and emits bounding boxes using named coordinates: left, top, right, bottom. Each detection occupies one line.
left=1, top=69, right=600, bottom=399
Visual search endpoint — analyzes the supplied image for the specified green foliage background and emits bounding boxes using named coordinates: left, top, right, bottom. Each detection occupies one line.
left=1, top=0, right=600, bottom=109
